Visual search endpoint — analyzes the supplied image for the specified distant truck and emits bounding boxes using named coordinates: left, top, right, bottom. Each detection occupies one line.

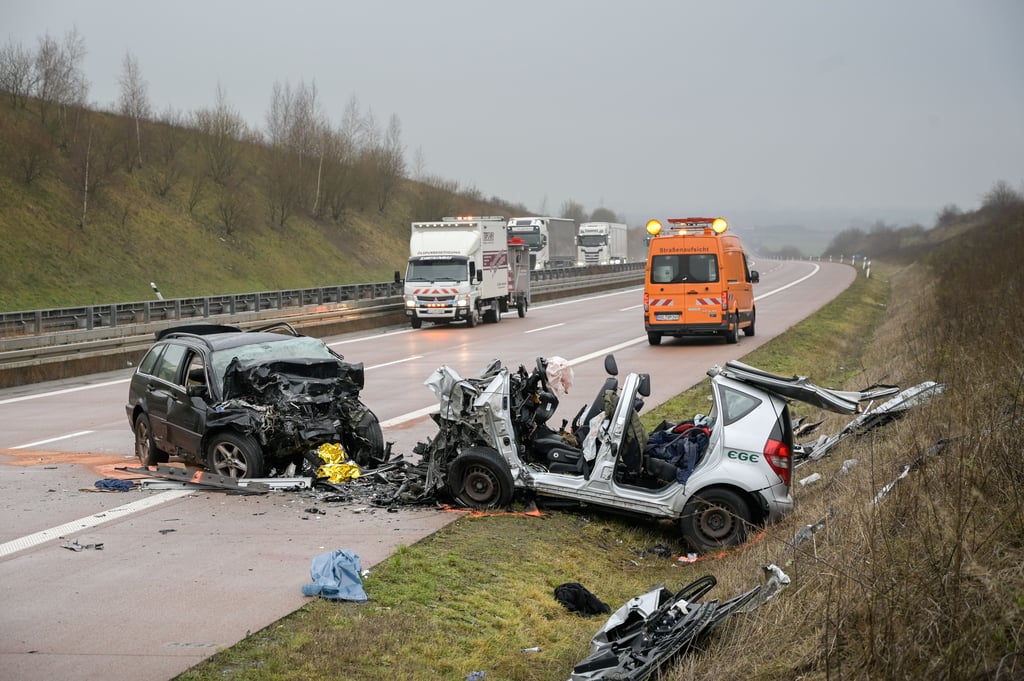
left=507, top=216, right=577, bottom=269
left=577, top=222, right=628, bottom=266
left=399, top=216, right=530, bottom=329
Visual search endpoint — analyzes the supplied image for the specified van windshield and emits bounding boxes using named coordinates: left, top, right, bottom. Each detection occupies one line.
left=650, top=254, right=719, bottom=284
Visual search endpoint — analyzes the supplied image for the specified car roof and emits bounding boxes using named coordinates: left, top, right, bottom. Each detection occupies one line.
left=156, top=324, right=314, bottom=352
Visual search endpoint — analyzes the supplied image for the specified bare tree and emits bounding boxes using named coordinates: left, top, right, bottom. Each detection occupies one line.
left=589, top=207, right=620, bottom=222
left=118, top=50, right=151, bottom=168
left=560, top=199, right=587, bottom=223
left=192, top=83, right=246, bottom=183
left=0, top=39, right=37, bottom=109
left=33, top=29, right=88, bottom=127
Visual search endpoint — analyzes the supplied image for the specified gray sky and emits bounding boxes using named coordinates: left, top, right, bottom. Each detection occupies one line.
left=5, top=0, right=1023, bottom=229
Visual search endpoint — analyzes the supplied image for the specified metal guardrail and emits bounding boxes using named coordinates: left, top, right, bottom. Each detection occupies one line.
left=0, top=264, right=645, bottom=388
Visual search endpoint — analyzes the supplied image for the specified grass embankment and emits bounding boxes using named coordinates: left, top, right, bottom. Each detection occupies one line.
left=181, top=211, right=1024, bottom=681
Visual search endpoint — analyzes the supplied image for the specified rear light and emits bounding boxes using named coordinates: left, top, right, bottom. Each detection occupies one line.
left=763, top=438, right=791, bottom=486
left=643, top=292, right=649, bottom=311
left=721, top=293, right=730, bottom=312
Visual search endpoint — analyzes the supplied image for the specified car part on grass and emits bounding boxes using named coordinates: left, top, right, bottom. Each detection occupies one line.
left=568, top=565, right=790, bottom=680
left=795, top=381, right=945, bottom=464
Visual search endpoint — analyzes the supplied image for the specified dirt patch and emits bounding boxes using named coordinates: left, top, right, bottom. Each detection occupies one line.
left=0, top=448, right=138, bottom=478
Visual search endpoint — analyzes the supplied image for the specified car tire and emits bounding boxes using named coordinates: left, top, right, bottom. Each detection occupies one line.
left=410, top=316, right=422, bottom=329
left=647, top=332, right=662, bottom=346
left=680, top=488, right=751, bottom=552
left=447, top=447, right=514, bottom=510
left=206, top=432, right=264, bottom=479
left=744, top=309, right=756, bottom=337
left=133, top=414, right=164, bottom=466
left=346, top=407, right=385, bottom=466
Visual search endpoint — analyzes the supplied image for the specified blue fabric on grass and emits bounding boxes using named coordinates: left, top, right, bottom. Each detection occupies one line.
left=301, top=549, right=368, bottom=601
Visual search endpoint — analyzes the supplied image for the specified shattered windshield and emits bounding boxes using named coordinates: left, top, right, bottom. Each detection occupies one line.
left=406, top=258, right=469, bottom=282
left=210, top=336, right=335, bottom=390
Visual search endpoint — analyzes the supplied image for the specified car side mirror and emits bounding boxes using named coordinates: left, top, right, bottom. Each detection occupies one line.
left=394, top=270, right=402, bottom=284
left=750, top=270, right=760, bottom=284
left=187, top=384, right=209, bottom=398
left=638, top=373, right=651, bottom=397
left=604, top=354, right=618, bottom=376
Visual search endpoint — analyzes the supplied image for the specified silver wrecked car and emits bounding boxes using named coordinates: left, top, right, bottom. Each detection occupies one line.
left=414, top=356, right=897, bottom=552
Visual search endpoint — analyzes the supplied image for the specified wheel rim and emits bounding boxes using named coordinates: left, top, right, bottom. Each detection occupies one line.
left=135, top=419, right=151, bottom=463
left=210, top=442, right=248, bottom=477
left=696, top=502, right=737, bottom=542
left=461, top=464, right=499, bottom=504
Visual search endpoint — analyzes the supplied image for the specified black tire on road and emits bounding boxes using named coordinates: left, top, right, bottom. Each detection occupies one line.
left=647, top=332, right=662, bottom=346
left=466, top=309, right=478, bottom=328
left=206, top=431, right=265, bottom=478
left=517, top=299, right=527, bottom=318
left=723, top=313, right=739, bottom=344
left=447, top=447, right=514, bottom=510
left=410, top=316, right=422, bottom=329
left=744, top=309, right=756, bottom=337
left=346, top=407, right=385, bottom=466
left=680, top=488, right=751, bottom=553
left=134, top=413, right=165, bottom=466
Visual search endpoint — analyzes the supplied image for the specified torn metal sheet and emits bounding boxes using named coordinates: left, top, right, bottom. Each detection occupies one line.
left=568, top=566, right=787, bottom=680
left=795, top=381, right=945, bottom=463
left=118, top=465, right=271, bottom=494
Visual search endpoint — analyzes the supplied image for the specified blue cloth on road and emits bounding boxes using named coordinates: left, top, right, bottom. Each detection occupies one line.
left=301, top=549, right=368, bottom=601
left=95, top=478, right=135, bottom=492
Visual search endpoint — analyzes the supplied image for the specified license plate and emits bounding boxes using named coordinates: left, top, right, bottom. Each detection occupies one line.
left=655, top=313, right=680, bottom=321
left=421, top=309, right=445, bottom=315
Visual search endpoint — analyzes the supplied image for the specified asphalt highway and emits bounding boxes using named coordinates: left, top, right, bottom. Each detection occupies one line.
left=0, top=260, right=855, bottom=681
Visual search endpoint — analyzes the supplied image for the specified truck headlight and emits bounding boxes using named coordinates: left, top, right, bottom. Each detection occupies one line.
left=404, top=296, right=416, bottom=308
left=456, top=296, right=469, bottom=308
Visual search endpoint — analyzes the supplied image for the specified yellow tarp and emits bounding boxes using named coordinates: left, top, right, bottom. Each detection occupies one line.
left=315, top=443, right=362, bottom=483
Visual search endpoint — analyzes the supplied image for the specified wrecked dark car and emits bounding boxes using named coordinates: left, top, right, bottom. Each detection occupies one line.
left=125, top=323, right=384, bottom=478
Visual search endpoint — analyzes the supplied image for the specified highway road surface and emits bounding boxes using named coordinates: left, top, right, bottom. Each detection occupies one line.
left=0, top=260, right=854, bottom=681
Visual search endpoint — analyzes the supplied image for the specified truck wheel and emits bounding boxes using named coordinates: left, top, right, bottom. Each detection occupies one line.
left=447, top=447, right=514, bottom=509
left=680, top=488, right=751, bottom=552
left=743, top=309, right=756, bottom=337
left=483, top=307, right=499, bottom=324
left=466, top=309, right=478, bottom=328
left=647, top=332, right=662, bottom=346
left=517, top=299, right=527, bottom=318
left=410, top=316, right=422, bottom=329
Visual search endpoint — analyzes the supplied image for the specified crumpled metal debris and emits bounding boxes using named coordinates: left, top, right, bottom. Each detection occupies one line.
left=568, top=565, right=790, bottom=680
left=795, top=381, right=945, bottom=464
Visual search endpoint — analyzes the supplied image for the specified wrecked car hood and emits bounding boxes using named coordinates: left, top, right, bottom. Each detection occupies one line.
left=711, top=360, right=899, bottom=415
left=221, top=357, right=365, bottom=402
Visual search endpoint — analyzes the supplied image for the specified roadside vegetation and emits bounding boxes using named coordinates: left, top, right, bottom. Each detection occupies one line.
left=175, top=202, right=1023, bottom=679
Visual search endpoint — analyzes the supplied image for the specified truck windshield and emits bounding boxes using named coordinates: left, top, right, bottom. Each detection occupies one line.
left=578, top=235, right=607, bottom=247
left=650, top=254, right=719, bottom=284
left=508, top=230, right=543, bottom=249
left=406, top=259, right=469, bottom=282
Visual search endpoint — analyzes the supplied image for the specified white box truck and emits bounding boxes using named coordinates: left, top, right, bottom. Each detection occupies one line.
left=577, top=222, right=628, bottom=265
left=507, top=216, right=577, bottom=269
left=399, top=216, right=530, bottom=329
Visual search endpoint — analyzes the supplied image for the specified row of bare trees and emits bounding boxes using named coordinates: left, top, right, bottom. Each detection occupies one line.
left=1, top=30, right=410, bottom=236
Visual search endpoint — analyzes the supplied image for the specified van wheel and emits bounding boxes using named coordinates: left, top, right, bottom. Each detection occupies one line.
left=744, top=309, right=756, bottom=337
left=724, top=313, right=739, bottom=344
left=647, top=332, right=662, bottom=346
left=447, top=447, right=514, bottom=509
left=680, top=488, right=751, bottom=552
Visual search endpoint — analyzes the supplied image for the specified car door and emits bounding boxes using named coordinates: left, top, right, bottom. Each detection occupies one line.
left=145, top=342, right=189, bottom=447
left=164, top=350, right=209, bottom=458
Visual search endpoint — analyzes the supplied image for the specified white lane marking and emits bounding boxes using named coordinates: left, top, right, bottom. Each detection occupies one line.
left=754, top=264, right=820, bottom=300
left=328, top=328, right=414, bottom=346
left=525, top=323, right=564, bottom=334
left=12, top=431, right=94, bottom=450
left=379, top=405, right=438, bottom=428
left=366, top=356, right=422, bottom=370
left=0, top=378, right=129, bottom=405
left=620, top=304, right=643, bottom=311
left=0, top=490, right=194, bottom=559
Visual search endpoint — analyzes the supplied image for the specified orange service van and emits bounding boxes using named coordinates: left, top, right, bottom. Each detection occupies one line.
left=643, top=217, right=759, bottom=346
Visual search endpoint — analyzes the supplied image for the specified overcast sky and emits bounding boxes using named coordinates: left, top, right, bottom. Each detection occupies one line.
left=5, top=0, right=1023, bottom=229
